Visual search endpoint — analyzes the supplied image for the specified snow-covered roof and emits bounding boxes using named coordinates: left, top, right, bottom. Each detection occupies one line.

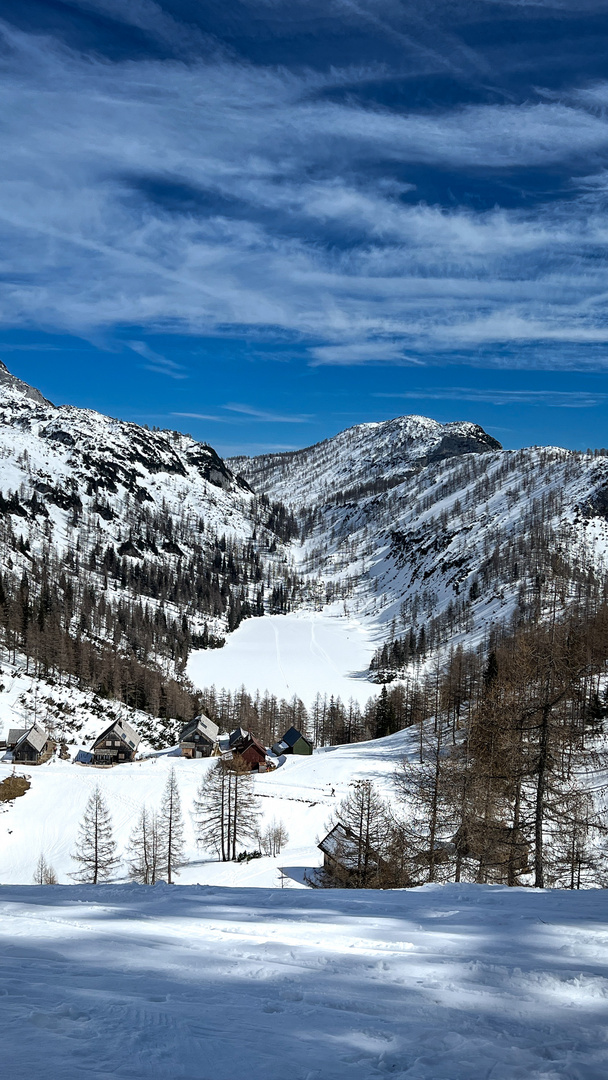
left=14, top=723, right=50, bottom=754
left=180, top=714, right=219, bottom=743
left=93, top=717, right=140, bottom=751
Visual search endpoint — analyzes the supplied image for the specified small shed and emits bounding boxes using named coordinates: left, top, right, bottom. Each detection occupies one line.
left=272, top=726, right=313, bottom=757
left=229, top=728, right=268, bottom=773
left=6, top=728, right=28, bottom=750
left=12, top=723, right=55, bottom=765
left=91, top=718, right=140, bottom=765
left=179, top=714, right=219, bottom=758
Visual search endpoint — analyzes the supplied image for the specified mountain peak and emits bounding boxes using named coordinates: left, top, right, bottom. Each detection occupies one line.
left=229, top=414, right=502, bottom=507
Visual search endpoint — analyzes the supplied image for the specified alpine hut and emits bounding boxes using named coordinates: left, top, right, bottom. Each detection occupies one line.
left=272, top=726, right=313, bottom=757
left=179, top=714, right=219, bottom=758
left=228, top=728, right=267, bottom=772
left=91, top=718, right=140, bottom=765
left=12, top=723, right=55, bottom=765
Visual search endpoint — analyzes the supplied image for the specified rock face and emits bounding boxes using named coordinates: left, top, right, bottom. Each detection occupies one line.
left=0, top=361, right=51, bottom=406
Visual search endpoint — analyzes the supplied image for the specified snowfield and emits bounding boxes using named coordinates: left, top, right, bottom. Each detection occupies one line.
left=187, top=610, right=379, bottom=708
left=1, top=882, right=608, bottom=1080
left=0, top=730, right=412, bottom=888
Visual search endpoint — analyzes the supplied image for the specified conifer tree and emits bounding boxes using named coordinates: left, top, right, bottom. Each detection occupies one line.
left=71, top=785, right=119, bottom=884
left=193, top=759, right=258, bottom=861
left=33, top=852, right=57, bottom=885
left=127, top=806, right=161, bottom=884
left=159, top=767, right=185, bottom=883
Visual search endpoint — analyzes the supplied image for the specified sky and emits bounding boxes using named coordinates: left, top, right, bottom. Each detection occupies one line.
left=2, top=1, right=608, bottom=455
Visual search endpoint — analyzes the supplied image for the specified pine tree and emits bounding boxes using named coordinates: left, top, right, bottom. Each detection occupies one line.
left=127, top=806, right=161, bottom=884
left=71, top=785, right=119, bottom=884
left=33, top=852, right=57, bottom=885
left=159, top=767, right=185, bottom=883
left=193, top=759, right=258, bottom=861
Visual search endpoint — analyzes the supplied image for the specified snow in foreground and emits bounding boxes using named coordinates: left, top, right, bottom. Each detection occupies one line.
left=186, top=610, right=379, bottom=708
left=1, top=883, right=607, bottom=1080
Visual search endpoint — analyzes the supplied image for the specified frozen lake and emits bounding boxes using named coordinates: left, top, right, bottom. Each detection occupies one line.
left=187, top=611, right=379, bottom=707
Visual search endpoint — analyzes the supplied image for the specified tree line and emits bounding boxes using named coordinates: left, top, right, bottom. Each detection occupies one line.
left=318, top=599, right=608, bottom=890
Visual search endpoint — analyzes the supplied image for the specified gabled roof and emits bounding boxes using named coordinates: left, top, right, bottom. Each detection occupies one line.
left=7, top=727, right=28, bottom=747
left=228, top=726, right=250, bottom=748
left=318, top=823, right=380, bottom=870
left=92, top=717, right=140, bottom=752
left=281, top=726, right=312, bottom=748
left=14, top=723, right=50, bottom=754
left=271, top=739, right=289, bottom=756
left=180, top=713, right=219, bottom=743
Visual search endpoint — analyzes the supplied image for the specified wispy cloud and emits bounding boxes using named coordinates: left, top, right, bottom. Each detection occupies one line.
left=375, top=388, right=608, bottom=408
left=1, top=11, right=608, bottom=367
left=223, top=403, right=313, bottom=423
left=173, top=405, right=313, bottom=423
left=172, top=411, right=227, bottom=422
left=309, top=342, right=425, bottom=366
left=128, top=341, right=187, bottom=379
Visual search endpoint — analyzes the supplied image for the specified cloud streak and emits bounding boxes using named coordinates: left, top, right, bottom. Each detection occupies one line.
left=375, top=388, right=608, bottom=407
left=1, top=7, right=608, bottom=368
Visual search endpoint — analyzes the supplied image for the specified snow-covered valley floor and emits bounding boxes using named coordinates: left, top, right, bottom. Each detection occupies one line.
left=2, top=882, right=607, bottom=1080
left=0, top=730, right=411, bottom=887
left=186, top=610, right=379, bottom=709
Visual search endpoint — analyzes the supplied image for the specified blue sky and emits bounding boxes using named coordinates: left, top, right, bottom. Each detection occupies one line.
left=2, top=1, right=608, bottom=455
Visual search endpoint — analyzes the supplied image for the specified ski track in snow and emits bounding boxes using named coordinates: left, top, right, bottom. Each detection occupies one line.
left=1, top=883, right=608, bottom=1079
left=187, top=610, right=379, bottom=708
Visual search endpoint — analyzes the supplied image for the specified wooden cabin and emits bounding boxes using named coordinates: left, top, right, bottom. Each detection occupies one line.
left=6, top=728, right=28, bottom=750
left=91, top=718, right=140, bottom=765
left=318, top=822, right=382, bottom=880
left=179, top=714, right=219, bottom=758
left=229, top=728, right=268, bottom=773
left=12, top=723, right=55, bottom=765
left=272, top=726, right=313, bottom=757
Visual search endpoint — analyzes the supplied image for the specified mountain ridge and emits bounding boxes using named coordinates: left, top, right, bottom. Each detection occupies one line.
left=229, top=414, right=502, bottom=508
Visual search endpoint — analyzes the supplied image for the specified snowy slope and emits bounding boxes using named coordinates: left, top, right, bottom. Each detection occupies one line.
left=0, top=729, right=414, bottom=888
left=229, top=414, right=501, bottom=507
left=2, top=882, right=608, bottom=1080
left=0, top=660, right=171, bottom=751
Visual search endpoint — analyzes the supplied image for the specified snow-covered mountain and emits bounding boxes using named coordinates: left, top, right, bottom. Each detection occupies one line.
left=229, top=415, right=501, bottom=507
left=2, top=359, right=608, bottom=740
left=231, top=417, right=608, bottom=668
left=0, top=361, right=297, bottom=645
